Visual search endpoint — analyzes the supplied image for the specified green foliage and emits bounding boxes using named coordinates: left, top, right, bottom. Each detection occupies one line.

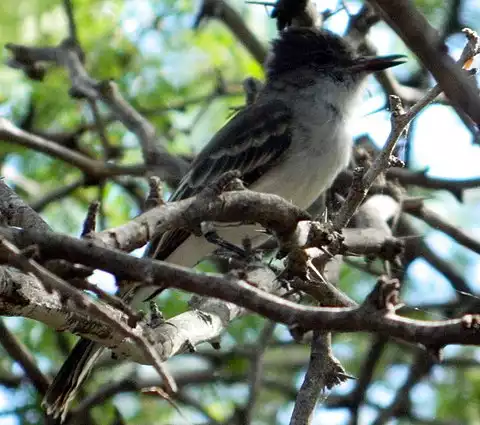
left=414, top=0, right=448, bottom=26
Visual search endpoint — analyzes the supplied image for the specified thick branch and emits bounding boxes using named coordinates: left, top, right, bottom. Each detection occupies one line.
left=0, top=249, right=281, bottom=366
left=0, top=180, right=51, bottom=231
left=92, top=187, right=401, bottom=262
left=0, top=227, right=479, bottom=349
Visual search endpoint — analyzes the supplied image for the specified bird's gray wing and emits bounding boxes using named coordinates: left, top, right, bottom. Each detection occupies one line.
left=146, top=99, right=293, bottom=261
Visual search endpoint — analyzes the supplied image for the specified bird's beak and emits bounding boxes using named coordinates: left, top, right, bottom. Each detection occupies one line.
left=350, top=54, right=407, bottom=73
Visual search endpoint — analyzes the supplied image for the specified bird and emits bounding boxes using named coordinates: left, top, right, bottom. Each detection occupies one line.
left=43, top=27, right=405, bottom=420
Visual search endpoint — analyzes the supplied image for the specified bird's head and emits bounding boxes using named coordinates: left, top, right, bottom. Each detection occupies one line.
left=265, top=27, right=406, bottom=86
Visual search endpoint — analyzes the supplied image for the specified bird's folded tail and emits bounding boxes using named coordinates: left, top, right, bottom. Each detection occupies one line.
left=42, top=339, right=104, bottom=422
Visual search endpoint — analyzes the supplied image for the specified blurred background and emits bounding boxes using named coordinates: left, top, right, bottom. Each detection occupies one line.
left=1, top=0, right=480, bottom=424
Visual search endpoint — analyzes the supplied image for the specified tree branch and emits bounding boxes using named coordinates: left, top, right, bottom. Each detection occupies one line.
left=335, top=28, right=479, bottom=229
left=368, top=0, right=480, bottom=126
left=195, top=0, right=267, bottom=64
left=0, top=319, right=51, bottom=394
left=0, top=119, right=148, bottom=180
left=290, top=332, right=350, bottom=425
left=5, top=40, right=188, bottom=186
left=0, top=227, right=479, bottom=350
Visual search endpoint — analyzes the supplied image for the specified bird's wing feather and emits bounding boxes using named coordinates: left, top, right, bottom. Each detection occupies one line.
left=147, top=100, right=293, bottom=261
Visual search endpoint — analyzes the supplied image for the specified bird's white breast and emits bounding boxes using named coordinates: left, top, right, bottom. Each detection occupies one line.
left=252, top=122, right=351, bottom=209
left=253, top=84, right=354, bottom=209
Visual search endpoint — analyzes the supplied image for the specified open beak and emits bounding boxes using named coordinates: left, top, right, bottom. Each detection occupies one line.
left=350, top=54, right=407, bottom=73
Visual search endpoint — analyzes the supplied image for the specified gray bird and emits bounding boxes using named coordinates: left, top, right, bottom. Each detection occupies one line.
left=43, top=27, right=405, bottom=420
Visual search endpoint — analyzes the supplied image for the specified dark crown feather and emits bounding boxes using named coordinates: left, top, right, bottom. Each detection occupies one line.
left=266, top=28, right=357, bottom=78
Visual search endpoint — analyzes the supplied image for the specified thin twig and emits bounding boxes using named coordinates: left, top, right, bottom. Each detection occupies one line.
left=371, top=352, right=432, bottom=425
left=404, top=201, right=480, bottom=255
left=244, top=321, right=276, bottom=423
left=31, top=178, right=85, bottom=212
left=348, top=337, right=387, bottom=425
left=87, top=99, right=117, bottom=159
left=334, top=29, right=480, bottom=230
left=0, top=118, right=148, bottom=179
left=62, top=0, right=79, bottom=43
left=0, top=319, right=51, bottom=394
left=290, top=332, right=348, bottom=425
left=5, top=41, right=188, bottom=186
left=368, top=1, right=480, bottom=125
